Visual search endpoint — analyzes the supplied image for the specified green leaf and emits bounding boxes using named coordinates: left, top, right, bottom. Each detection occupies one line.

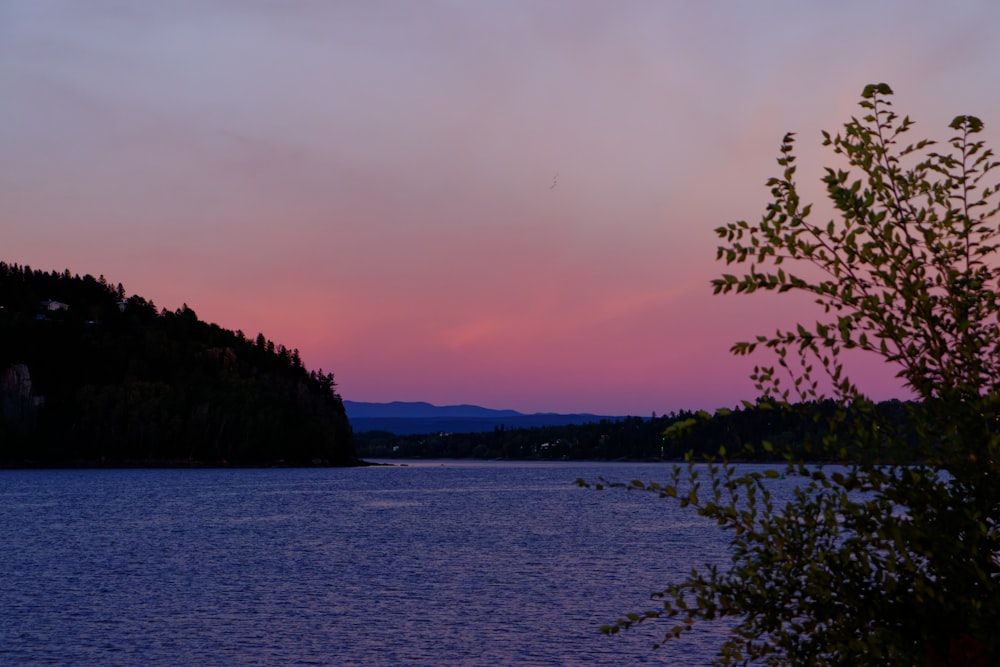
left=604, top=82, right=1000, bottom=664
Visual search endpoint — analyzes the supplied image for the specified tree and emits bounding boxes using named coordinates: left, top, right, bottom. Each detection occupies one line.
left=589, top=84, right=1000, bottom=665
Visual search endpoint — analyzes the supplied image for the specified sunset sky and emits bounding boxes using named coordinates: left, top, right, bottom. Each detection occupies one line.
left=3, top=1, right=1000, bottom=415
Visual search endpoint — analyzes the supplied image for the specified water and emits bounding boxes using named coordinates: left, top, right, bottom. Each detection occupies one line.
left=0, top=461, right=794, bottom=666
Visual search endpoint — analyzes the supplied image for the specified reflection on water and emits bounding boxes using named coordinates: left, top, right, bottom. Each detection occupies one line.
left=0, top=461, right=796, bottom=666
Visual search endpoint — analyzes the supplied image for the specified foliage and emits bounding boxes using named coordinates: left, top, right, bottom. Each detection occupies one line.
left=354, top=399, right=919, bottom=463
left=586, top=84, right=1000, bottom=665
left=0, top=262, right=357, bottom=466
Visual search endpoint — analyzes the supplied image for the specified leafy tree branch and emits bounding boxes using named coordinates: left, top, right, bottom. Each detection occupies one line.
left=590, top=84, right=1000, bottom=665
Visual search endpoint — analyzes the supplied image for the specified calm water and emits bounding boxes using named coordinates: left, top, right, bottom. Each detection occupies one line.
left=0, top=461, right=795, bottom=666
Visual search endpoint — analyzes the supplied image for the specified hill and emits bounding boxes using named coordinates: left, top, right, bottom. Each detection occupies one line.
left=353, top=399, right=921, bottom=461
left=0, top=262, right=357, bottom=467
left=343, top=400, right=623, bottom=435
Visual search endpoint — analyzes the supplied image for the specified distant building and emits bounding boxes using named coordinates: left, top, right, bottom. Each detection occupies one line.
left=41, top=299, right=69, bottom=312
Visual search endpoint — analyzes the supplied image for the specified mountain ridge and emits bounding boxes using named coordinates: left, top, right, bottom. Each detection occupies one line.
left=343, top=400, right=523, bottom=419
left=343, top=400, right=625, bottom=435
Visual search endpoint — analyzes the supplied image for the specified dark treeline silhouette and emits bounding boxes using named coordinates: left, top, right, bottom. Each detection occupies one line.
left=0, top=262, right=357, bottom=466
left=355, top=399, right=921, bottom=462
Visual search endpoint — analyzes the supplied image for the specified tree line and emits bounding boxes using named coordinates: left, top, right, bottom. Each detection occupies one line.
left=354, top=398, right=921, bottom=462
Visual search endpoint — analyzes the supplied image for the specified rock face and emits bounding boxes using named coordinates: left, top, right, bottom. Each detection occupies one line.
left=0, top=364, right=38, bottom=423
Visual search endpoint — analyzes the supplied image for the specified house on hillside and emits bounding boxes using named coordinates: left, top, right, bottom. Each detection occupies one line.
left=36, top=299, right=70, bottom=321
left=40, top=299, right=69, bottom=312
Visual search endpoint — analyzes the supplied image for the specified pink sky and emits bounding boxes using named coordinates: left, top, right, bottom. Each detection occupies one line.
left=3, top=1, right=999, bottom=415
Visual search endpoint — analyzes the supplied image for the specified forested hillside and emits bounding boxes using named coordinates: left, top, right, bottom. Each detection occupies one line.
left=0, top=262, right=357, bottom=466
left=355, top=399, right=920, bottom=462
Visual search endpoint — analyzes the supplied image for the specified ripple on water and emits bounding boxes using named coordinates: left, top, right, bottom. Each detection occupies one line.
left=0, top=462, right=799, bottom=666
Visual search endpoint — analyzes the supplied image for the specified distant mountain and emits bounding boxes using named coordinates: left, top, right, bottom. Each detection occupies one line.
left=343, top=400, right=624, bottom=435
left=343, top=400, right=523, bottom=419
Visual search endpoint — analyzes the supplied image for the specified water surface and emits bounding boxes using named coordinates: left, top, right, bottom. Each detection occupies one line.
left=0, top=461, right=792, bottom=665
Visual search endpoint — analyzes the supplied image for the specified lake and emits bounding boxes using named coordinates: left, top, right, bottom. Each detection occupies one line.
left=0, top=461, right=794, bottom=666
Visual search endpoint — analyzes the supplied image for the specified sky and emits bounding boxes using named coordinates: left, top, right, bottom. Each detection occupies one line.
left=3, top=1, right=1000, bottom=415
